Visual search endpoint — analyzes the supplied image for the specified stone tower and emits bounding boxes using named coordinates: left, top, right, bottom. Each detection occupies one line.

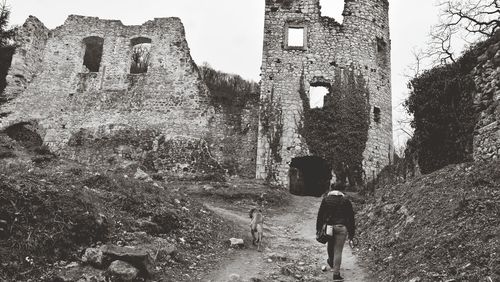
left=256, top=0, right=393, bottom=187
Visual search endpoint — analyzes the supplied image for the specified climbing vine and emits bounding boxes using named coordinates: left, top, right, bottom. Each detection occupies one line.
left=260, top=87, right=284, bottom=182
left=299, top=68, right=370, bottom=187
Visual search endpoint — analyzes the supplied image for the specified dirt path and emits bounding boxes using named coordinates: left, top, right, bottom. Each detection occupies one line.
left=204, top=195, right=373, bottom=282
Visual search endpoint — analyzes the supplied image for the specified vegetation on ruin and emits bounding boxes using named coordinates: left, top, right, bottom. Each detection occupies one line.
left=200, top=63, right=260, bottom=121
left=299, top=68, right=370, bottom=187
left=405, top=35, right=495, bottom=174
left=0, top=0, right=15, bottom=97
left=199, top=64, right=261, bottom=176
left=259, top=87, right=284, bottom=182
left=0, top=0, right=14, bottom=47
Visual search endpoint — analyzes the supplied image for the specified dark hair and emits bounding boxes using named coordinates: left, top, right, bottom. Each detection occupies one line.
left=331, top=182, right=346, bottom=192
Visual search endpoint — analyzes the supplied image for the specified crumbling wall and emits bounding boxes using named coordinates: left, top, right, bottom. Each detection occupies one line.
left=257, top=0, right=393, bottom=186
left=473, top=31, right=500, bottom=161
left=209, top=101, right=259, bottom=177
left=200, top=66, right=260, bottom=177
left=0, top=15, right=222, bottom=176
left=2, top=16, right=49, bottom=101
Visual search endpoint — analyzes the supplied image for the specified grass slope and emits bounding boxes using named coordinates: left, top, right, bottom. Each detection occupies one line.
left=358, top=161, right=500, bottom=281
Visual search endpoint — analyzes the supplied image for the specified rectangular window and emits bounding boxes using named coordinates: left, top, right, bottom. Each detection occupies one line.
left=373, top=107, right=381, bottom=123
left=82, top=36, right=104, bottom=72
left=288, top=27, right=304, bottom=47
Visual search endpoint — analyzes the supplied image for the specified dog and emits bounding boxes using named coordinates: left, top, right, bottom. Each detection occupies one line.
left=249, top=208, right=264, bottom=251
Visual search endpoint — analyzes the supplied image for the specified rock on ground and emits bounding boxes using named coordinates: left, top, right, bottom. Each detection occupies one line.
left=101, top=245, right=153, bottom=277
left=107, top=260, right=140, bottom=281
left=81, top=248, right=104, bottom=268
left=229, top=238, right=245, bottom=248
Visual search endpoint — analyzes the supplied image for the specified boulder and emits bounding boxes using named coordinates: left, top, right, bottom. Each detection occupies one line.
left=107, top=260, right=139, bottom=281
left=229, top=238, right=244, bottom=248
left=81, top=248, right=104, bottom=268
left=134, top=168, right=152, bottom=182
left=147, top=237, right=177, bottom=261
left=100, top=245, right=153, bottom=278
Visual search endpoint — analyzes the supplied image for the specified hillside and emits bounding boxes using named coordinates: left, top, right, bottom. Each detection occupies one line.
left=357, top=161, right=500, bottom=281
left=0, top=132, right=289, bottom=281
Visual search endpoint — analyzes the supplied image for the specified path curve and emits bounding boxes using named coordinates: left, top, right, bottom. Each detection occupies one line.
left=205, top=195, right=373, bottom=282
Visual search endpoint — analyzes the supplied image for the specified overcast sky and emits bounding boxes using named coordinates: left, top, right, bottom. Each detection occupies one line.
left=8, top=0, right=449, bottom=148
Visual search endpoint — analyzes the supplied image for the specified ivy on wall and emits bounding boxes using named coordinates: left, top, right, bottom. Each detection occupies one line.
left=260, top=86, right=284, bottom=182
left=199, top=64, right=259, bottom=128
left=299, top=68, right=370, bottom=186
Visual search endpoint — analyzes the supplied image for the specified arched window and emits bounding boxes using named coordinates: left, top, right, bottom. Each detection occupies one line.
left=130, top=37, right=152, bottom=74
left=82, top=36, right=104, bottom=72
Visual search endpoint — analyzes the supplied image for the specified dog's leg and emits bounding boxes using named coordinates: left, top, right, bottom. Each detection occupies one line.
left=251, top=228, right=257, bottom=245
left=257, top=224, right=263, bottom=252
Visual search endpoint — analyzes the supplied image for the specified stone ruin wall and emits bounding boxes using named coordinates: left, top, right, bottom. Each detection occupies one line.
left=0, top=15, right=259, bottom=178
left=257, top=0, right=393, bottom=185
left=3, top=16, right=50, bottom=101
left=473, top=31, right=500, bottom=161
left=209, top=95, right=260, bottom=178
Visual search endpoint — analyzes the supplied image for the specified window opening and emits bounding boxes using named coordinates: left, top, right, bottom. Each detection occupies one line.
left=82, top=36, right=104, bottom=72
left=130, top=37, right=152, bottom=74
left=320, top=0, right=344, bottom=23
left=376, top=37, right=387, bottom=53
left=287, top=27, right=304, bottom=47
left=374, top=106, right=381, bottom=123
left=309, top=86, right=329, bottom=109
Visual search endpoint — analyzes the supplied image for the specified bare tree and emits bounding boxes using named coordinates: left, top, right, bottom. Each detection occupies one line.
left=130, top=43, right=151, bottom=74
left=429, top=0, right=499, bottom=64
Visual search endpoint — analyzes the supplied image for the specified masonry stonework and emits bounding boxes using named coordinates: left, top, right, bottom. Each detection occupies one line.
left=0, top=15, right=258, bottom=178
left=257, top=0, right=393, bottom=185
left=473, top=31, right=500, bottom=161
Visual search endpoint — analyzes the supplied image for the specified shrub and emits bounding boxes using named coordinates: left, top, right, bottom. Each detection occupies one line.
left=405, top=38, right=494, bottom=173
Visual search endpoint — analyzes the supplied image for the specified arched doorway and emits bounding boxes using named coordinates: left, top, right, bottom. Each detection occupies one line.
left=289, top=156, right=331, bottom=197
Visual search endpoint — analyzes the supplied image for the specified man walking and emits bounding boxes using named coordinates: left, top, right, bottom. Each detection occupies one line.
left=316, top=183, right=355, bottom=281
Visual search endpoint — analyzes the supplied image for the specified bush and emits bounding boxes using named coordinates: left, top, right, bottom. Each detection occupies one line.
left=0, top=177, right=110, bottom=266
left=405, top=38, right=494, bottom=174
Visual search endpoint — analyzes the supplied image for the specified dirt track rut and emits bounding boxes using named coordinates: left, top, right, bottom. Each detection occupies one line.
left=204, top=195, right=373, bottom=282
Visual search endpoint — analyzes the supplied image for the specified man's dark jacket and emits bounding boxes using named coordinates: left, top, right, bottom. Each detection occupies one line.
left=316, top=192, right=355, bottom=239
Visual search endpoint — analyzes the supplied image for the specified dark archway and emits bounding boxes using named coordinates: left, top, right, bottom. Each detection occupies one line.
left=289, top=156, right=331, bottom=197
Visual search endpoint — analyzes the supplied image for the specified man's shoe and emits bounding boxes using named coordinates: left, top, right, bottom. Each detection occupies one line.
left=333, top=273, right=344, bottom=281
left=327, top=258, right=333, bottom=268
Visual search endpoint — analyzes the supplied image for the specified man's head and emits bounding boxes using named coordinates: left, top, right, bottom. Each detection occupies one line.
left=331, top=182, right=346, bottom=192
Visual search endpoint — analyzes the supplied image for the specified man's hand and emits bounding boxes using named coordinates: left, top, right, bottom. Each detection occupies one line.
left=349, top=237, right=359, bottom=248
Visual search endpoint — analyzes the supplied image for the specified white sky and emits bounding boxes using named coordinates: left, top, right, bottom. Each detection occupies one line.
left=8, top=0, right=453, bottom=149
